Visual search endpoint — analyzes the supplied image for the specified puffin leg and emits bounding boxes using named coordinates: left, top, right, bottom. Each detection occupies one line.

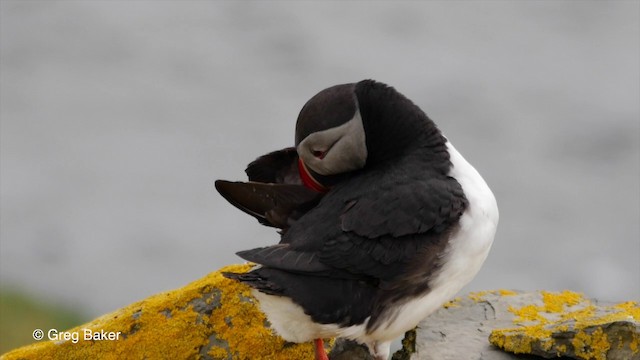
left=314, top=338, right=329, bottom=360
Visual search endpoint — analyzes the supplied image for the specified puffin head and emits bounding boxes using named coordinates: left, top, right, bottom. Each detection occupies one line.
left=295, top=80, right=446, bottom=192
left=295, top=83, right=365, bottom=191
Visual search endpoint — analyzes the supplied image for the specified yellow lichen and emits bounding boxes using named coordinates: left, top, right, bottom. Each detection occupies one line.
left=468, top=289, right=518, bottom=302
left=508, top=304, right=549, bottom=325
left=443, top=297, right=461, bottom=308
left=557, top=343, right=567, bottom=354
left=615, top=301, right=640, bottom=321
left=468, top=291, right=489, bottom=302
left=490, top=290, right=640, bottom=360
left=498, top=289, right=518, bottom=297
left=1, top=264, right=328, bottom=360
left=572, top=327, right=610, bottom=360
left=541, top=290, right=583, bottom=313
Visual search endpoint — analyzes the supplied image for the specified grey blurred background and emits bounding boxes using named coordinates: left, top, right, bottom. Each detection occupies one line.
left=1, top=0, right=638, bottom=321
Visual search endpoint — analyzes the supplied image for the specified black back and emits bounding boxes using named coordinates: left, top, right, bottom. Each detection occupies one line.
left=223, top=80, right=468, bottom=330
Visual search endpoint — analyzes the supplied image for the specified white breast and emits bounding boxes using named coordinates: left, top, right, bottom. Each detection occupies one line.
left=249, top=140, right=499, bottom=352
left=366, top=140, right=499, bottom=342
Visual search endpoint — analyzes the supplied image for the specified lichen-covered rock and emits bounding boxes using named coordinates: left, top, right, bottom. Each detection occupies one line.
left=4, top=274, right=637, bottom=360
left=397, top=290, right=639, bottom=360
left=489, top=290, right=640, bottom=360
left=330, top=339, right=375, bottom=360
left=399, top=290, right=526, bottom=360
left=0, top=264, right=332, bottom=360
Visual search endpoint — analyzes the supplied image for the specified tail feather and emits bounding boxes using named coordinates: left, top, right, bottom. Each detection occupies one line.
left=223, top=271, right=284, bottom=296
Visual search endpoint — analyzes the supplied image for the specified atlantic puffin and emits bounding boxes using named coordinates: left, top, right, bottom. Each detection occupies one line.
left=216, top=80, right=499, bottom=360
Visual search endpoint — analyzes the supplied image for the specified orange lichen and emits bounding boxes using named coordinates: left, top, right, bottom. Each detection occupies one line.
left=1, top=264, right=329, bottom=360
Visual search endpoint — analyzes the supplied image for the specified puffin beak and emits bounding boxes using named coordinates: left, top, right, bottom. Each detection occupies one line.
left=298, top=158, right=330, bottom=193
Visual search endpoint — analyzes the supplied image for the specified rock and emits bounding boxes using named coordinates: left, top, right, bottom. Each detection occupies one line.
left=0, top=264, right=339, bottom=360
left=330, top=339, right=375, bottom=360
left=3, top=268, right=637, bottom=360
left=489, top=291, right=640, bottom=360
left=397, top=290, right=529, bottom=360
left=396, top=290, right=639, bottom=360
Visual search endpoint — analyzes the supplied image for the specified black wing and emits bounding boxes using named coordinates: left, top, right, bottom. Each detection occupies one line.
left=229, top=172, right=468, bottom=327
left=340, top=176, right=467, bottom=238
left=245, top=147, right=300, bottom=184
left=236, top=173, right=468, bottom=282
left=215, top=181, right=321, bottom=229
left=216, top=147, right=323, bottom=230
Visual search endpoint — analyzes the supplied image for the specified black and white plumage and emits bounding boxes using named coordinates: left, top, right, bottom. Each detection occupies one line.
left=216, top=80, right=499, bottom=360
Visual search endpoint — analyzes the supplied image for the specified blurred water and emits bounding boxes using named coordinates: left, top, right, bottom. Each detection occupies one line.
left=1, top=1, right=638, bottom=319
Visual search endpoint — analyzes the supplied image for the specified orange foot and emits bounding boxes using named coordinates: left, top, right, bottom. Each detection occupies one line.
left=314, top=338, right=329, bottom=360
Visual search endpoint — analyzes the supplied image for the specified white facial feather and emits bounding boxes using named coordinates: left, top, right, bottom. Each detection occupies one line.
left=297, top=108, right=367, bottom=176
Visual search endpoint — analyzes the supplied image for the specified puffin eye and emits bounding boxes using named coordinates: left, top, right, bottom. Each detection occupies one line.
left=312, top=150, right=326, bottom=159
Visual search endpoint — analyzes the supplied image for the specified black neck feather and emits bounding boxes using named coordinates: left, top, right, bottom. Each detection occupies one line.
left=355, top=80, right=450, bottom=173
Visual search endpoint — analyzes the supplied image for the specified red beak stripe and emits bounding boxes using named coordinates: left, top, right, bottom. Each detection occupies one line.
left=298, top=158, right=330, bottom=193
